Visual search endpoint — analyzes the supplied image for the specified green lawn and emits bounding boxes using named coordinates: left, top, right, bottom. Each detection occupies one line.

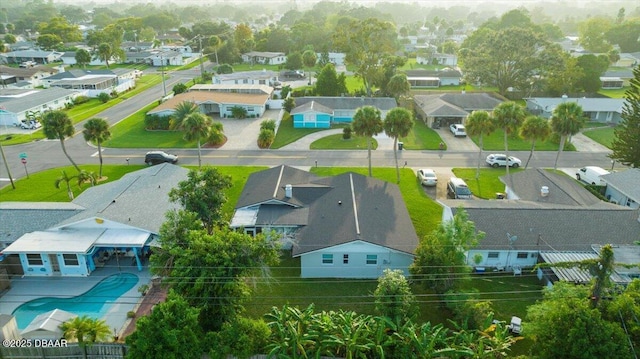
left=227, top=63, right=281, bottom=72
left=271, top=114, right=330, bottom=149
left=598, top=87, right=630, bottom=99
left=400, top=119, right=446, bottom=150
left=0, top=165, right=146, bottom=202
left=582, top=127, right=616, bottom=149
left=345, top=75, right=365, bottom=93
left=310, top=134, right=376, bottom=150
left=216, top=166, right=268, bottom=221
left=470, top=128, right=575, bottom=151
left=452, top=167, right=523, bottom=199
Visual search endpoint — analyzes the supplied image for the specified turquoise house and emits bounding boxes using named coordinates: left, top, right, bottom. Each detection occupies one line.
left=291, top=97, right=397, bottom=128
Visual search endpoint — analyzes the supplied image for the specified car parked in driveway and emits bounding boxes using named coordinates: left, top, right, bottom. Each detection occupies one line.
left=450, top=124, right=467, bottom=137
left=144, top=151, right=178, bottom=165
left=19, top=120, right=41, bottom=130
left=417, top=169, right=438, bottom=186
left=486, top=154, right=521, bottom=168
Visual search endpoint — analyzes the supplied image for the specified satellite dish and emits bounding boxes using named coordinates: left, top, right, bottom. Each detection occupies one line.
left=506, top=232, right=518, bottom=245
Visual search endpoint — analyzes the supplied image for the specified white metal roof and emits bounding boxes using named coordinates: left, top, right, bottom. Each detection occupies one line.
left=94, top=229, right=151, bottom=247
left=3, top=229, right=104, bottom=254
left=21, top=309, right=76, bottom=337
left=230, top=207, right=259, bottom=228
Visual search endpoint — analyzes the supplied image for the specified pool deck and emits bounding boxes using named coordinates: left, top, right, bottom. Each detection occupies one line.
left=0, top=258, right=151, bottom=336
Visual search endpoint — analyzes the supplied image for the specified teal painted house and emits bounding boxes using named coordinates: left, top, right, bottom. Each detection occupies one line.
left=291, top=97, right=397, bottom=128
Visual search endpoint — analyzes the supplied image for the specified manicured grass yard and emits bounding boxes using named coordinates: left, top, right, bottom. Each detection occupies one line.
left=598, top=87, right=630, bottom=99
left=271, top=113, right=334, bottom=149
left=452, top=167, right=524, bottom=199
left=400, top=119, right=446, bottom=150
left=582, top=127, right=616, bottom=149
left=470, top=128, right=575, bottom=151
left=310, top=134, right=376, bottom=150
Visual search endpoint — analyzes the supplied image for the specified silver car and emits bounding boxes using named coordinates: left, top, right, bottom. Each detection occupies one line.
left=417, top=169, right=438, bottom=186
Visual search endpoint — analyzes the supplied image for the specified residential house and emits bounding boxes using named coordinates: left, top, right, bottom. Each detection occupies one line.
left=2, top=164, right=188, bottom=277
left=0, top=88, right=81, bottom=126
left=317, top=52, right=346, bottom=66
left=43, top=69, right=138, bottom=97
left=0, top=50, right=63, bottom=65
left=413, top=92, right=503, bottom=128
left=601, top=168, right=640, bottom=208
left=600, top=76, right=624, bottom=89
left=0, top=65, right=60, bottom=88
left=241, top=51, right=286, bottom=66
left=404, top=69, right=462, bottom=88
left=525, top=97, right=625, bottom=124
left=290, top=96, right=397, bottom=128
left=148, top=51, right=184, bottom=67
left=148, top=85, right=271, bottom=118
left=231, top=165, right=419, bottom=278
left=121, top=41, right=154, bottom=53
left=60, top=51, right=119, bottom=67
left=603, top=69, right=635, bottom=86
left=212, top=70, right=279, bottom=86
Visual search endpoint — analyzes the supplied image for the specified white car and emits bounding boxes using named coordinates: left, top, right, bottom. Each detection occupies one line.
left=486, top=154, right=521, bottom=168
left=450, top=124, right=467, bottom=137
left=417, top=169, right=438, bottom=186
left=20, top=120, right=42, bottom=130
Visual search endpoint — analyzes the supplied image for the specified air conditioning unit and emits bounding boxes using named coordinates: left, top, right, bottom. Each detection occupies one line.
left=383, top=259, right=390, bottom=265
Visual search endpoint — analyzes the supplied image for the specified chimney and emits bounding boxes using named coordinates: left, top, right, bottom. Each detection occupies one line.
left=540, top=186, right=549, bottom=197
left=285, top=184, right=292, bottom=198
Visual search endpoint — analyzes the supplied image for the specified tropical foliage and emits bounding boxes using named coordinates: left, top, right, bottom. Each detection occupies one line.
left=352, top=106, right=384, bottom=177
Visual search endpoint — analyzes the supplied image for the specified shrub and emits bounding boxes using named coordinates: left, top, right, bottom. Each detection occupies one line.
left=231, top=106, right=247, bottom=119
left=144, top=114, right=171, bottom=130
left=291, top=88, right=307, bottom=97
left=173, top=83, right=187, bottom=94
left=217, top=63, right=233, bottom=74
left=97, top=92, right=110, bottom=103
left=444, top=289, right=494, bottom=330
left=283, top=97, right=295, bottom=113
left=280, top=85, right=291, bottom=98
left=73, top=95, right=90, bottom=105
left=127, top=311, right=136, bottom=318
left=342, top=127, right=352, bottom=139
left=260, top=119, right=276, bottom=132
left=207, top=122, right=225, bottom=146
left=110, top=89, right=119, bottom=98
left=257, top=129, right=275, bottom=148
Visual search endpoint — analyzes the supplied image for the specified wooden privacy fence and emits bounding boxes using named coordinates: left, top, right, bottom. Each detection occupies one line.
left=0, top=343, right=127, bottom=359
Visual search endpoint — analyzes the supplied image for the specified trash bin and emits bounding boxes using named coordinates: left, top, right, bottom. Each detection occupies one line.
left=398, top=142, right=403, bottom=151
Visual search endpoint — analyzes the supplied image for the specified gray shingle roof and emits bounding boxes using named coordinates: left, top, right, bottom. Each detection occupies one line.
left=414, top=93, right=503, bottom=116
left=526, top=97, right=625, bottom=113
left=58, top=164, right=188, bottom=233
left=0, top=202, right=84, bottom=244
left=293, top=97, right=397, bottom=112
left=45, top=69, right=116, bottom=80
left=414, top=95, right=469, bottom=117
left=601, top=168, right=640, bottom=201
left=0, top=88, right=80, bottom=113
left=404, top=69, right=462, bottom=78
left=501, top=169, right=607, bottom=207
left=290, top=100, right=334, bottom=115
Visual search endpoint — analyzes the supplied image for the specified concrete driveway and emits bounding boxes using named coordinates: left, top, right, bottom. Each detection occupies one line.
left=217, top=109, right=281, bottom=150
left=437, top=127, right=480, bottom=152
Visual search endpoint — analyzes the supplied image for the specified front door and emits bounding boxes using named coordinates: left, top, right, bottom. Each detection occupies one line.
left=48, top=254, right=60, bottom=273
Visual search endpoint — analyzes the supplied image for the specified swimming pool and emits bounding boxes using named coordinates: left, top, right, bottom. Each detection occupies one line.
left=12, top=273, right=139, bottom=329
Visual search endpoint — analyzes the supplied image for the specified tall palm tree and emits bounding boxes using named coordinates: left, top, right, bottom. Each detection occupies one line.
left=302, top=49, right=317, bottom=86
left=465, top=110, right=495, bottom=179
left=42, top=110, right=80, bottom=172
left=82, top=118, right=111, bottom=178
left=352, top=106, right=384, bottom=177
left=171, top=101, right=200, bottom=130
left=491, top=102, right=525, bottom=180
left=519, top=115, right=551, bottom=169
left=182, top=112, right=212, bottom=168
left=383, top=107, right=414, bottom=183
left=386, top=73, right=411, bottom=100
left=551, top=102, right=585, bottom=170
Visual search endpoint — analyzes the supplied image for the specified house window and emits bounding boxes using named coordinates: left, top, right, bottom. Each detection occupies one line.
left=530, top=253, right=538, bottom=258
left=517, top=252, right=528, bottom=259
left=26, top=254, right=43, bottom=265
left=343, top=254, right=349, bottom=264
left=322, top=254, right=333, bottom=264
left=366, top=255, right=377, bottom=265
left=487, top=252, right=499, bottom=259
left=63, top=254, right=79, bottom=266
left=627, top=198, right=636, bottom=207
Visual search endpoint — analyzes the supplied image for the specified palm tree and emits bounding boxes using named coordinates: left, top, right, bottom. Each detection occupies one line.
left=352, top=106, right=384, bottom=177
left=55, top=170, right=96, bottom=200
left=302, top=49, right=317, bottom=85
left=206, top=121, right=225, bottom=147
left=519, top=115, right=551, bottom=169
left=491, top=102, right=525, bottom=180
left=82, top=118, right=111, bottom=178
left=386, top=73, right=411, bottom=100
left=62, top=316, right=112, bottom=359
left=42, top=110, right=80, bottom=172
left=171, top=101, right=200, bottom=130
left=182, top=112, right=212, bottom=168
left=465, top=110, right=495, bottom=179
left=383, top=107, right=414, bottom=183
left=551, top=102, right=586, bottom=170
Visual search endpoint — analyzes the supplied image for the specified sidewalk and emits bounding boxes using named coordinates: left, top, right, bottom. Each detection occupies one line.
left=572, top=131, right=612, bottom=153
left=279, top=129, right=396, bottom=151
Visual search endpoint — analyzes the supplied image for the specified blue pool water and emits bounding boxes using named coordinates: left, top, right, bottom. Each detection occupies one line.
left=12, top=273, right=139, bottom=329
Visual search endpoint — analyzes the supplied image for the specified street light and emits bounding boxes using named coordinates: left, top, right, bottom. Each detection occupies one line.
left=160, top=54, right=167, bottom=97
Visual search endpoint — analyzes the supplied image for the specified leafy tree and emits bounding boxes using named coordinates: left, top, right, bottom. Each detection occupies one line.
left=576, top=54, right=610, bottom=93
left=283, top=97, right=295, bottom=113
left=544, top=53, right=584, bottom=96
left=150, top=209, right=202, bottom=277
left=75, top=49, right=92, bottom=68
left=182, top=113, right=212, bottom=168
left=61, top=315, right=112, bottom=347
left=550, top=102, right=585, bottom=170
left=125, top=291, right=204, bottom=359
left=142, top=12, right=180, bottom=34
left=465, top=110, right=495, bottom=179
left=216, top=63, right=233, bottom=74
left=519, top=115, right=551, bottom=169
left=605, top=19, right=640, bottom=53
left=36, top=33, right=63, bottom=50
left=234, top=23, right=254, bottom=54
left=352, top=106, right=384, bottom=177
left=491, top=102, right=526, bottom=179
left=172, top=83, right=187, bottom=94
left=374, top=269, right=417, bottom=323
left=383, top=107, right=413, bottom=183
left=96, top=92, right=110, bottom=104
left=37, top=16, right=82, bottom=43
left=96, top=43, right=114, bottom=68
left=385, top=73, right=410, bottom=100
left=334, top=18, right=398, bottom=96
left=3, top=34, right=16, bottom=44
left=208, top=317, right=271, bottom=359
left=526, top=282, right=630, bottom=359
left=578, top=17, right=613, bottom=53
left=82, top=118, right=111, bottom=178
left=315, top=63, right=346, bottom=96
left=42, top=110, right=80, bottom=172
left=410, top=208, right=485, bottom=294
left=302, top=49, right=317, bottom=85
left=170, top=101, right=200, bottom=130
left=169, top=167, right=232, bottom=234
left=285, top=51, right=303, bottom=70
left=611, top=65, right=640, bottom=168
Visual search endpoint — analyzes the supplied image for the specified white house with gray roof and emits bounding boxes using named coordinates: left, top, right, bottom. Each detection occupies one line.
left=241, top=51, right=286, bottom=65
left=291, top=97, right=397, bottom=128
left=3, top=164, right=188, bottom=277
left=0, top=50, right=63, bottom=65
left=601, top=168, right=640, bottom=209
left=0, top=88, right=81, bottom=127
left=231, top=165, right=419, bottom=278
left=413, top=92, right=503, bottom=128
left=212, top=70, right=279, bottom=86
left=525, top=97, right=626, bottom=124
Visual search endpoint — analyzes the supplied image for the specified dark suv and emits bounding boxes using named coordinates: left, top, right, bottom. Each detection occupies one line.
left=283, top=70, right=304, bottom=78
left=144, top=151, right=178, bottom=165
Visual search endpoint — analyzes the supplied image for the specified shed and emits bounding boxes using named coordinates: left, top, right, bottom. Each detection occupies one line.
left=20, top=309, right=77, bottom=340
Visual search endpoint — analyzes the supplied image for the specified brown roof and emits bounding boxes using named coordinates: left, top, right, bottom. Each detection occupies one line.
left=149, top=91, right=269, bottom=114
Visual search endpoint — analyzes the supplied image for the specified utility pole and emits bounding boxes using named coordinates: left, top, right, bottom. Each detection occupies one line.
left=0, top=141, right=15, bottom=189
left=160, top=54, right=167, bottom=97
left=198, top=35, right=205, bottom=82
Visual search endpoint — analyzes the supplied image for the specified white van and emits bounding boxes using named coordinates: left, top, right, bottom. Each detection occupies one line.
left=576, top=166, right=610, bottom=186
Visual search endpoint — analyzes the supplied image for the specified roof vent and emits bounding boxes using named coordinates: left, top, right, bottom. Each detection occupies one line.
left=541, top=186, right=549, bottom=197
left=285, top=184, right=292, bottom=198
left=338, top=201, right=342, bottom=205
